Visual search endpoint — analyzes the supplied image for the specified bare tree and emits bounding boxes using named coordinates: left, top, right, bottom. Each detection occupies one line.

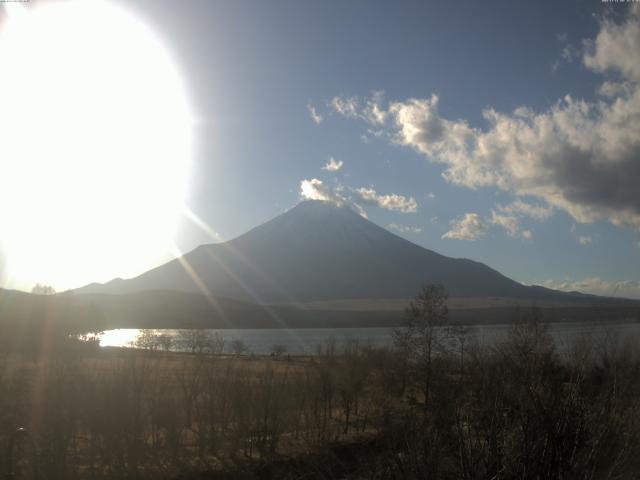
left=448, top=323, right=471, bottom=375
left=204, top=332, right=226, bottom=356
left=271, top=344, right=287, bottom=358
left=176, top=329, right=215, bottom=355
left=135, top=330, right=160, bottom=351
left=230, top=338, right=248, bottom=357
left=157, top=333, right=173, bottom=352
left=394, top=284, right=449, bottom=407
left=31, top=283, right=56, bottom=295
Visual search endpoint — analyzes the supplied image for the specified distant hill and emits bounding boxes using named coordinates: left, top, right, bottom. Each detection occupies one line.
left=75, top=200, right=619, bottom=305
left=1, top=203, right=639, bottom=334
left=71, top=290, right=640, bottom=329
left=0, top=289, right=637, bottom=335
left=0, top=288, right=106, bottom=352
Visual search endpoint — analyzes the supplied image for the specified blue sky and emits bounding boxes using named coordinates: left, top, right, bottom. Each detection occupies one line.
left=113, top=0, right=640, bottom=298
left=1, top=0, right=637, bottom=296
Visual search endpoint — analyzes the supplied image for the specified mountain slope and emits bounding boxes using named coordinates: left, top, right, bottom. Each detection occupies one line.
left=75, top=201, right=586, bottom=303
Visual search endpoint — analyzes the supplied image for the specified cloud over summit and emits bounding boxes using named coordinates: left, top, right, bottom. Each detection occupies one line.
left=299, top=179, right=418, bottom=215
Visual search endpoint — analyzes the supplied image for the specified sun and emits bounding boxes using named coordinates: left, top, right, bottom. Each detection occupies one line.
left=0, top=0, right=192, bottom=291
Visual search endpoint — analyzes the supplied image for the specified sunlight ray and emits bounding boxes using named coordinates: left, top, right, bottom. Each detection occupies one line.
left=180, top=208, right=301, bottom=331
left=183, top=206, right=224, bottom=243
left=180, top=208, right=312, bottom=338
left=170, top=244, right=233, bottom=328
left=200, top=248, right=299, bottom=331
left=183, top=206, right=300, bottom=306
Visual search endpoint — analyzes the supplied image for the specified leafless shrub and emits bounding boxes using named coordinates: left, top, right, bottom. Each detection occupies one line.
left=1, top=290, right=640, bottom=479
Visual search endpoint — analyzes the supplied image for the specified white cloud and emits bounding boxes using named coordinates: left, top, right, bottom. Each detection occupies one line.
left=297, top=179, right=366, bottom=217
left=597, top=80, right=634, bottom=98
left=355, top=187, right=418, bottom=213
left=543, top=277, right=640, bottom=300
left=330, top=96, right=359, bottom=118
left=387, top=223, right=422, bottom=234
left=442, top=213, right=487, bottom=241
left=498, top=199, right=553, bottom=221
left=427, top=192, right=436, bottom=199
left=552, top=32, right=578, bottom=73
left=441, top=209, right=533, bottom=241
left=299, top=179, right=418, bottom=217
left=489, top=211, right=531, bottom=239
left=387, top=89, right=640, bottom=228
left=299, top=178, right=347, bottom=205
left=583, top=6, right=640, bottom=82
left=331, top=92, right=388, bottom=125
left=363, top=90, right=387, bottom=125
left=578, top=235, right=592, bottom=245
left=332, top=8, right=640, bottom=230
left=561, top=44, right=577, bottom=63
left=322, top=157, right=343, bottom=172
left=490, top=211, right=519, bottom=237
left=307, top=103, right=323, bottom=124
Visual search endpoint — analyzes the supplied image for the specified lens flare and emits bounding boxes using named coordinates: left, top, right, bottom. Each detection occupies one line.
left=0, top=0, right=192, bottom=290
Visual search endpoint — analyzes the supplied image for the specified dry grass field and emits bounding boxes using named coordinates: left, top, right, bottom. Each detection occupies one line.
left=0, top=310, right=640, bottom=479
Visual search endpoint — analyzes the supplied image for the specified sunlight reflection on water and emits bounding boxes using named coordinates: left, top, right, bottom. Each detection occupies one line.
left=99, top=329, right=141, bottom=347
left=96, top=322, right=640, bottom=356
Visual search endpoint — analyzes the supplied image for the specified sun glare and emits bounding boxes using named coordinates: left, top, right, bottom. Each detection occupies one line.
left=0, top=0, right=192, bottom=291
left=98, top=328, right=141, bottom=348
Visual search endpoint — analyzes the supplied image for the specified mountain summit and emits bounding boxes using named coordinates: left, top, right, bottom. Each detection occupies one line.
left=76, top=201, right=568, bottom=303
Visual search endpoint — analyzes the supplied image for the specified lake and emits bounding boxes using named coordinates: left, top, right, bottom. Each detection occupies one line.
left=98, top=320, right=640, bottom=355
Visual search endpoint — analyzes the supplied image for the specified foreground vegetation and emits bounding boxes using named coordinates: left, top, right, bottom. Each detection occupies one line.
left=1, top=288, right=640, bottom=479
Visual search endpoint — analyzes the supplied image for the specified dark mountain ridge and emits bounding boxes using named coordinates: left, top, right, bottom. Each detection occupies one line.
left=75, top=201, right=602, bottom=304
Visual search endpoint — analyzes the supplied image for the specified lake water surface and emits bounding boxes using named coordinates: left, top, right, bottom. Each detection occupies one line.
left=99, top=321, right=640, bottom=355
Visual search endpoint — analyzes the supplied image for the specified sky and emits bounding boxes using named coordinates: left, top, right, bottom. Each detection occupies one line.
left=1, top=0, right=640, bottom=298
